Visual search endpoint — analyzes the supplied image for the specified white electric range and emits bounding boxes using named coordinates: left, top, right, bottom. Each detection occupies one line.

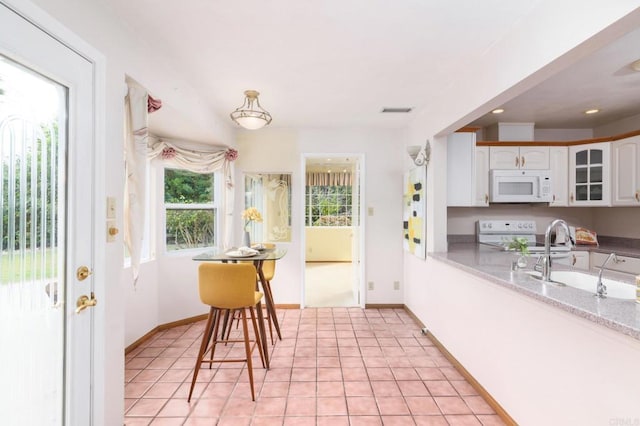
left=476, top=219, right=572, bottom=254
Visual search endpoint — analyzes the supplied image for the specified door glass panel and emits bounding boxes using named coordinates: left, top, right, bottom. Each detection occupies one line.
left=590, top=166, right=602, bottom=183
left=575, top=185, right=588, bottom=201
left=575, top=167, right=588, bottom=184
left=575, top=150, right=588, bottom=165
left=590, top=149, right=603, bottom=164
left=0, top=55, right=66, bottom=424
left=590, top=184, right=603, bottom=200
left=245, top=173, right=292, bottom=242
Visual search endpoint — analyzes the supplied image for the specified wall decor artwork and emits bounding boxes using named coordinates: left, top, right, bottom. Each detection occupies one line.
left=403, top=166, right=426, bottom=259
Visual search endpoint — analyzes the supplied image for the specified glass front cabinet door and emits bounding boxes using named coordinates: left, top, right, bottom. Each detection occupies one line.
left=568, top=142, right=610, bottom=206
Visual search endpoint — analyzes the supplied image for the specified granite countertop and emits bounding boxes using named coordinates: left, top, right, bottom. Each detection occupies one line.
left=431, top=243, right=640, bottom=340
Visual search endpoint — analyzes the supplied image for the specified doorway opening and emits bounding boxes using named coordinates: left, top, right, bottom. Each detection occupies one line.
left=302, top=155, right=364, bottom=308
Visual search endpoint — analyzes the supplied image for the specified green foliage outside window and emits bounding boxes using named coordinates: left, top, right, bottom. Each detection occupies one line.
left=305, top=185, right=352, bottom=226
left=164, top=169, right=216, bottom=250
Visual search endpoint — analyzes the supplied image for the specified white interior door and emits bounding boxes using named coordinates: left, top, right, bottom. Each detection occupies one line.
left=0, top=3, right=95, bottom=425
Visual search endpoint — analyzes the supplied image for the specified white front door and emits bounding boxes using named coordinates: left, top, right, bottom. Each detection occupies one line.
left=0, top=3, right=95, bottom=425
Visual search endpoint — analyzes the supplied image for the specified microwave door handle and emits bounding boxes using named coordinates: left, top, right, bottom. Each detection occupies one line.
left=537, top=178, right=542, bottom=199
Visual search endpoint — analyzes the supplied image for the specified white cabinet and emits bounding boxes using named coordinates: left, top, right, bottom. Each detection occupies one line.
left=447, top=132, right=489, bottom=207
left=489, top=146, right=549, bottom=170
left=555, top=251, right=590, bottom=270
left=568, top=142, right=610, bottom=206
left=475, top=147, right=490, bottom=206
left=591, top=252, right=640, bottom=275
left=611, top=135, right=640, bottom=206
left=549, top=146, right=569, bottom=207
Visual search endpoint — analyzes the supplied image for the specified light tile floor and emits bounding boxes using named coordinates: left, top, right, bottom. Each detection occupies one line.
left=125, top=308, right=506, bottom=425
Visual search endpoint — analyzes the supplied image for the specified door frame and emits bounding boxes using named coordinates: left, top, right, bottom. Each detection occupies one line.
left=2, top=0, right=107, bottom=423
left=300, top=153, right=366, bottom=308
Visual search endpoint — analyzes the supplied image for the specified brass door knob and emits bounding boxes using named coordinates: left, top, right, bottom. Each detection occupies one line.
left=76, top=292, right=97, bottom=314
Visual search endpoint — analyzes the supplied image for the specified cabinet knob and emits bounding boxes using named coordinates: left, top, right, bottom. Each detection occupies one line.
left=515, top=156, right=519, bottom=167
left=572, top=254, right=577, bottom=266
left=636, top=191, right=639, bottom=202
left=485, top=194, right=489, bottom=204
left=552, top=194, right=556, bottom=202
left=521, top=156, right=525, bottom=167
left=570, top=193, right=574, bottom=203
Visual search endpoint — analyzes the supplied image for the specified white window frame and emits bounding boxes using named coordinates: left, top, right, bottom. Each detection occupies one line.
left=163, top=167, right=221, bottom=254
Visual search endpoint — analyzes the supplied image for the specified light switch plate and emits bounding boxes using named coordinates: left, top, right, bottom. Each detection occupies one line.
left=106, top=196, right=116, bottom=219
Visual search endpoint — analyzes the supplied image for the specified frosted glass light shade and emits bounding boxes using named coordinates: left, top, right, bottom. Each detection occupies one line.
left=230, top=90, right=272, bottom=130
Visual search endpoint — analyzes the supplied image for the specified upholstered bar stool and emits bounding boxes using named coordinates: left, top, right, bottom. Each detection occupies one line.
left=187, top=262, right=265, bottom=402
left=224, top=243, right=282, bottom=344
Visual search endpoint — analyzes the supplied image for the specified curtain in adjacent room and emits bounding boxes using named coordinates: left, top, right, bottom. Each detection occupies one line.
left=305, top=171, right=352, bottom=186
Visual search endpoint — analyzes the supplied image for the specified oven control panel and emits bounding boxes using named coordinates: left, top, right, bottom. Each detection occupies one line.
left=477, top=220, right=537, bottom=234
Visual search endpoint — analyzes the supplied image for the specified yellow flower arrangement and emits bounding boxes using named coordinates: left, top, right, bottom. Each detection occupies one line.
left=242, top=207, right=263, bottom=230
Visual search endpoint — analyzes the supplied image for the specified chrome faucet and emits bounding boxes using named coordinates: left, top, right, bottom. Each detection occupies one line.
left=595, top=252, right=625, bottom=298
left=539, top=219, right=571, bottom=282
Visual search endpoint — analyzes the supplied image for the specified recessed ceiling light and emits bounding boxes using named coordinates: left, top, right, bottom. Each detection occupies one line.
left=631, top=59, right=640, bottom=71
left=491, top=108, right=505, bottom=114
left=584, top=109, right=600, bottom=115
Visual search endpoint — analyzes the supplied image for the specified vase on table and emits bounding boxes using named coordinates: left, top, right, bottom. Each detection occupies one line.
left=243, top=231, right=251, bottom=248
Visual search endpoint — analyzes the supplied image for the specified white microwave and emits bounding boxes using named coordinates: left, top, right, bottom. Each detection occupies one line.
left=489, top=169, right=552, bottom=203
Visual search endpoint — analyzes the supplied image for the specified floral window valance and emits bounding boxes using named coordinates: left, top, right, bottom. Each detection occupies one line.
left=147, top=138, right=237, bottom=186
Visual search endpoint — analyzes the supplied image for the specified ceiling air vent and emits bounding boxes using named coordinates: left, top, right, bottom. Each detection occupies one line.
left=381, top=107, right=413, bottom=113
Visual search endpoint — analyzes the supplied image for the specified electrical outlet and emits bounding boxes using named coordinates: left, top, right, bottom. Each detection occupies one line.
left=393, top=281, right=400, bottom=290
left=368, top=281, right=374, bottom=290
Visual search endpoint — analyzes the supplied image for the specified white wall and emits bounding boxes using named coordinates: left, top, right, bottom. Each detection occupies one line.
left=534, top=128, right=594, bottom=140
left=236, top=127, right=406, bottom=306
left=305, top=227, right=353, bottom=262
left=594, top=111, right=640, bottom=137
left=593, top=207, right=640, bottom=239
left=417, top=258, right=640, bottom=425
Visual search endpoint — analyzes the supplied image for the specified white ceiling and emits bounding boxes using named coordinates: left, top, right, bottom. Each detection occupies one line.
left=107, top=1, right=640, bottom=134
left=469, top=25, right=640, bottom=130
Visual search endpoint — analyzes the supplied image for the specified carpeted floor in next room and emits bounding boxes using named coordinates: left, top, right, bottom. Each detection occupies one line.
left=124, top=308, right=506, bottom=425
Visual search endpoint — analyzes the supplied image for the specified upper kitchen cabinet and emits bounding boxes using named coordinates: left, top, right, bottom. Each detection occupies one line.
left=568, top=142, right=610, bottom=206
left=611, top=135, right=640, bottom=206
left=447, top=132, right=489, bottom=207
left=549, top=146, right=569, bottom=207
left=489, top=146, right=550, bottom=170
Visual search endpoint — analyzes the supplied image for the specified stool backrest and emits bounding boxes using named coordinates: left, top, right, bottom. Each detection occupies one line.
left=261, top=243, right=276, bottom=281
left=198, top=263, right=257, bottom=308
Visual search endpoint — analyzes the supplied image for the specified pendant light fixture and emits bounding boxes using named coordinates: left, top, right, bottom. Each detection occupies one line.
left=230, top=90, right=272, bottom=130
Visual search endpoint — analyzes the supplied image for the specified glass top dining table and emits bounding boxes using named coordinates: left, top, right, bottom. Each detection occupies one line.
left=192, top=246, right=287, bottom=368
left=192, top=247, right=287, bottom=262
